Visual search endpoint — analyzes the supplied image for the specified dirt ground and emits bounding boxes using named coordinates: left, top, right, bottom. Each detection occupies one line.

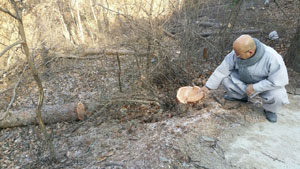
left=1, top=84, right=299, bottom=169
left=219, top=94, right=300, bottom=169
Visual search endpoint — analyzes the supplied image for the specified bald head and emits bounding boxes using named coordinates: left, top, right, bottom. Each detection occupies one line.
left=233, top=35, right=256, bottom=59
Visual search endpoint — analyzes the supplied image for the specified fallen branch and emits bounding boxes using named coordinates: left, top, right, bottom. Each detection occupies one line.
left=200, top=29, right=261, bottom=37
left=197, top=22, right=221, bottom=28
left=81, top=48, right=138, bottom=57
left=114, top=99, right=161, bottom=106
left=56, top=48, right=147, bottom=59
left=56, top=54, right=103, bottom=59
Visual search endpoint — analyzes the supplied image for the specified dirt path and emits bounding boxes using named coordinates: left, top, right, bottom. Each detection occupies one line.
left=219, top=94, right=300, bottom=169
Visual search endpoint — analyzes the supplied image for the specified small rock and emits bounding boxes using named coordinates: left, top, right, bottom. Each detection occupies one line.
left=264, top=0, right=270, bottom=7
left=201, top=136, right=216, bottom=142
left=269, top=31, right=279, bottom=40
left=295, top=88, right=300, bottom=95
left=159, top=156, right=170, bottom=162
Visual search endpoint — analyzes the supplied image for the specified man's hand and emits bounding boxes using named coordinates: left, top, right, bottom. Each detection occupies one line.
left=246, top=84, right=255, bottom=96
left=201, top=86, right=210, bottom=95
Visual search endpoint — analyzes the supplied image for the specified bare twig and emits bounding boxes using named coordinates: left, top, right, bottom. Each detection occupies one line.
left=0, top=7, right=18, bottom=20
left=273, top=0, right=290, bottom=20
left=202, top=29, right=261, bottom=37
left=163, top=29, right=176, bottom=39
left=261, top=152, right=285, bottom=163
left=96, top=3, right=132, bottom=19
left=56, top=54, right=103, bottom=59
left=193, top=164, right=210, bottom=169
left=114, top=99, right=160, bottom=106
left=0, top=40, right=23, bottom=57
left=212, top=93, right=224, bottom=105
left=0, top=65, right=28, bottom=121
left=195, top=32, right=222, bottom=56
left=116, top=53, right=122, bottom=92
left=287, top=91, right=300, bottom=96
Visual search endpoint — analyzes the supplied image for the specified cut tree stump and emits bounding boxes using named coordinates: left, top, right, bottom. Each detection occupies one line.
left=176, top=86, right=205, bottom=113
left=0, top=102, right=96, bottom=129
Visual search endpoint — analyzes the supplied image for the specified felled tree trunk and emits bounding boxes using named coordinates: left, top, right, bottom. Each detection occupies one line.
left=0, top=102, right=94, bottom=129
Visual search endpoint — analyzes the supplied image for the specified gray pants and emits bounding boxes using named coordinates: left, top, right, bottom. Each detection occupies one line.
left=222, top=77, right=289, bottom=113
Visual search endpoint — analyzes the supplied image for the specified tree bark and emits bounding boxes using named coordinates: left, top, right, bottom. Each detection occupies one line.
left=81, top=48, right=137, bottom=57
left=286, top=25, right=300, bottom=73
left=75, top=0, right=85, bottom=43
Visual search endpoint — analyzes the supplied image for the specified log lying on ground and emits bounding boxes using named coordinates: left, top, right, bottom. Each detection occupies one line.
left=199, top=29, right=261, bottom=37
left=197, top=22, right=222, bottom=28
left=56, top=48, right=148, bottom=59
left=81, top=48, right=136, bottom=57
left=0, top=102, right=95, bottom=129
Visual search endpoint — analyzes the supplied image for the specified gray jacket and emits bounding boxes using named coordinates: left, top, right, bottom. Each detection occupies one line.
left=205, top=40, right=289, bottom=94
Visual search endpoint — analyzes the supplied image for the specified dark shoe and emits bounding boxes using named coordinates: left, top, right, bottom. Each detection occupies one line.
left=264, top=110, right=277, bottom=123
left=224, top=94, right=248, bottom=102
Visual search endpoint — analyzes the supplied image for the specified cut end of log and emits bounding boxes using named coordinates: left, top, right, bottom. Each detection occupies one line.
left=176, top=86, right=204, bottom=104
left=75, top=102, right=86, bottom=120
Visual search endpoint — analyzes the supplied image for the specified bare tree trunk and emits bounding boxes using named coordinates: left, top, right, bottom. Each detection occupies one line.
left=75, top=0, right=85, bottom=43
left=103, top=0, right=110, bottom=33
left=9, top=0, right=56, bottom=161
left=90, top=0, right=98, bottom=28
left=286, top=25, right=300, bottom=73
left=146, top=0, right=154, bottom=76
left=69, top=1, right=80, bottom=44
left=116, top=53, right=122, bottom=92
left=219, top=0, right=244, bottom=55
left=56, top=3, right=75, bottom=45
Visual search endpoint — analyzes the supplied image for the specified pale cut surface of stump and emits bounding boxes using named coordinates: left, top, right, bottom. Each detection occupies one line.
left=176, top=86, right=204, bottom=104
left=176, top=86, right=205, bottom=113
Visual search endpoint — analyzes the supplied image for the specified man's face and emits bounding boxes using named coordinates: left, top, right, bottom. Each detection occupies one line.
left=234, top=48, right=252, bottom=60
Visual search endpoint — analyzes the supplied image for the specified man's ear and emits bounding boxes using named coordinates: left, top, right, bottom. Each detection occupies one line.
left=248, top=49, right=255, bottom=55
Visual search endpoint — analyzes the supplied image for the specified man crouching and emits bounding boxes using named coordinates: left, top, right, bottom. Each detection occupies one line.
left=202, top=34, right=289, bottom=123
